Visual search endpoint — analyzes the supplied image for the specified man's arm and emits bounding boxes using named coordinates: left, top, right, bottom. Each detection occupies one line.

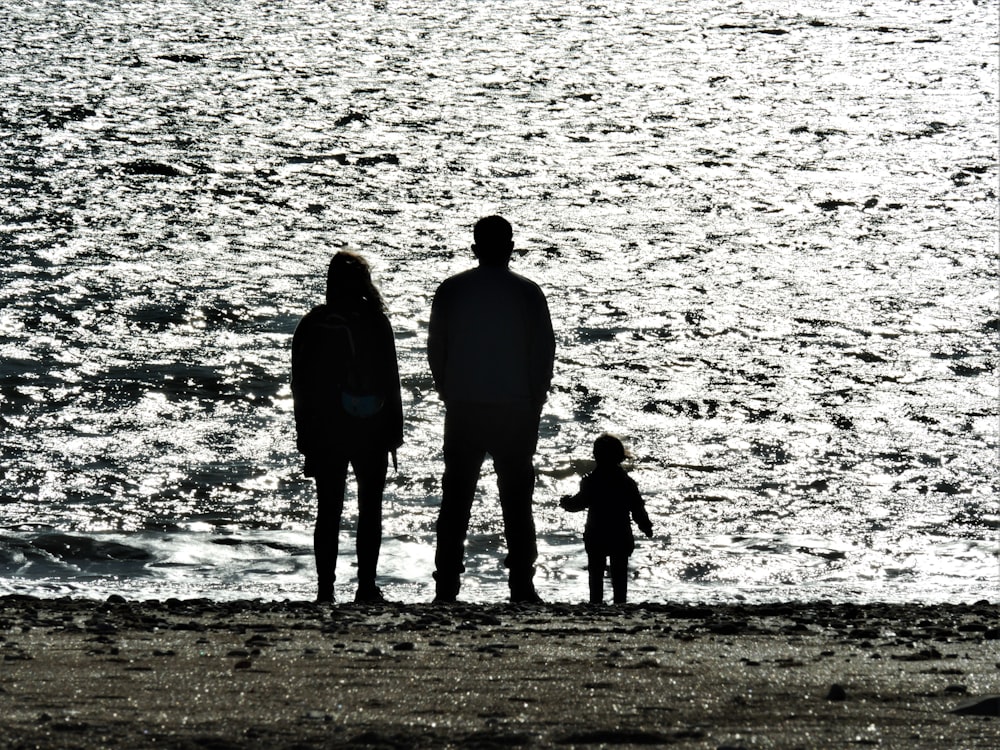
left=530, top=290, right=556, bottom=409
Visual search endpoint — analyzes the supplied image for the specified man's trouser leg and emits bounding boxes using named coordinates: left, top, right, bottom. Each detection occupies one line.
left=493, top=405, right=541, bottom=601
left=495, top=450, right=539, bottom=599
left=434, top=405, right=484, bottom=601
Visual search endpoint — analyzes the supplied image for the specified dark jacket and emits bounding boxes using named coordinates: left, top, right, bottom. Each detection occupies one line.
left=291, top=303, right=403, bottom=474
left=428, top=265, right=554, bottom=410
left=562, top=464, right=652, bottom=556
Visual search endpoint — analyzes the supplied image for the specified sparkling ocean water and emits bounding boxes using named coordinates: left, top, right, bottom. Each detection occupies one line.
left=1, top=0, right=997, bottom=604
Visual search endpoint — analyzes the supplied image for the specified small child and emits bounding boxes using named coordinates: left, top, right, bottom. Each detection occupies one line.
left=560, top=433, right=653, bottom=604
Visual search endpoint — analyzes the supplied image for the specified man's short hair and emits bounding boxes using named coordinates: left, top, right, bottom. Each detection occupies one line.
left=474, top=215, right=513, bottom=248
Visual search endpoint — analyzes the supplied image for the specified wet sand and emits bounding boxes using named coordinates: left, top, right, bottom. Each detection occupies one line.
left=0, top=596, right=997, bottom=748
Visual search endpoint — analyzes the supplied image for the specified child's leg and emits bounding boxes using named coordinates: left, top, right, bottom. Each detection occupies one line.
left=610, top=554, right=629, bottom=603
left=587, top=552, right=606, bottom=604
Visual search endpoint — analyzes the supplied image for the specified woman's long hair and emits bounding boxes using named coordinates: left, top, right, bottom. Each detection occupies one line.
left=325, top=251, right=386, bottom=313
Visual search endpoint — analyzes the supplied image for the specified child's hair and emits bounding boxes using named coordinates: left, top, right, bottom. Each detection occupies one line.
left=593, top=433, right=628, bottom=465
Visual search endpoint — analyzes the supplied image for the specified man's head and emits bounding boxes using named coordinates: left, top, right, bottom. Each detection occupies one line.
left=472, top=215, right=514, bottom=266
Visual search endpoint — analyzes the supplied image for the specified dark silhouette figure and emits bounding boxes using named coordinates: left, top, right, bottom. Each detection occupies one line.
left=561, top=434, right=653, bottom=604
left=428, top=216, right=555, bottom=603
left=292, top=252, right=403, bottom=604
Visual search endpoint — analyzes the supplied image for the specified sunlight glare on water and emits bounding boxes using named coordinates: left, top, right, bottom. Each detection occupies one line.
left=0, top=0, right=996, bottom=603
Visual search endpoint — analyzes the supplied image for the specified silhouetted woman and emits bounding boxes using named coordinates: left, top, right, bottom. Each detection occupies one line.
left=292, top=251, right=403, bottom=603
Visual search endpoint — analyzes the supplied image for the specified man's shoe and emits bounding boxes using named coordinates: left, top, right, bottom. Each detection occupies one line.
left=432, top=571, right=460, bottom=604
left=510, top=588, right=543, bottom=604
left=354, top=586, right=387, bottom=604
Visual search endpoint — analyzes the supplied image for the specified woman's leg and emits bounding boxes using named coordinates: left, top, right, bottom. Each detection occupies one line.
left=353, top=449, right=389, bottom=600
left=313, top=458, right=349, bottom=602
left=610, top=554, right=629, bottom=604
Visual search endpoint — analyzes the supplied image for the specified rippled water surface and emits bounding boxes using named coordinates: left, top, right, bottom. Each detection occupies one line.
left=1, top=0, right=997, bottom=603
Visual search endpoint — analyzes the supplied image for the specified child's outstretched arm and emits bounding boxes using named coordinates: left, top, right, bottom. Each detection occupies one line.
left=562, top=472, right=599, bottom=512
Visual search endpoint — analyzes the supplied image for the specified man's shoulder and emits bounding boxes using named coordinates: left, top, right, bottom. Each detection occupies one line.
left=506, top=268, right=545, bottom=293
left=433, top=266, right=547, bottom=310
left=453, top=266, right=545, bottom=291
left=436, top=267, right=478, bottom=289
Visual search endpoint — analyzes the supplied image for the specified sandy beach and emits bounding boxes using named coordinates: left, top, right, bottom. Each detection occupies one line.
left=0, top=596, right=997, bottom=749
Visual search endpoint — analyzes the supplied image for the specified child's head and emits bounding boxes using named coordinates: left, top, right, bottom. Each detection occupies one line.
left=593, top=433, right=627, bottom=466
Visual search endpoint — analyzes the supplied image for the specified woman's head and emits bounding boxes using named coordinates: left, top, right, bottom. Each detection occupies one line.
left=326, top=251, right=384, bottom=311
left=593, top=433, right=627, bottom=465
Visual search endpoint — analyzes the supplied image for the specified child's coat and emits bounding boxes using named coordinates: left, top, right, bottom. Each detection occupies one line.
left=562, top=464, right=652, bottom=555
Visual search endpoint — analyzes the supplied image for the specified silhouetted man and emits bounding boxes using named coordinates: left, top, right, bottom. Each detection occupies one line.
left=428, top=215, right=555, bottom=603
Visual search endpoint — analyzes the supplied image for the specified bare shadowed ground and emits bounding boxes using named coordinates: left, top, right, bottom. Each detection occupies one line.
left=0, top=597, right=997, bottom=748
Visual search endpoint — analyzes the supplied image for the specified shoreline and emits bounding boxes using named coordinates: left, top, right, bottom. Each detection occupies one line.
left=1, top=596, right=998, bottom=748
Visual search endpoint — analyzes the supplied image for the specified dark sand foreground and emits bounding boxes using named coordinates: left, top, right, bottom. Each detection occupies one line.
left=1, top=596, right=997, bottom=749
